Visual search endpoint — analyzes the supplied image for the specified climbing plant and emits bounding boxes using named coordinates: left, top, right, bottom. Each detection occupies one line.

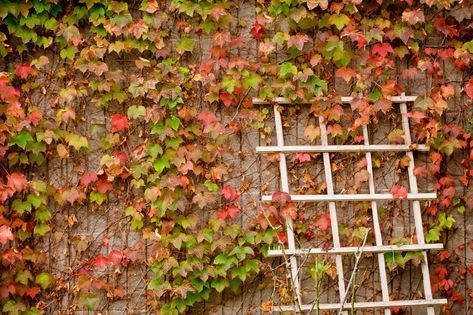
left=0, top=0, right=472, bottom=314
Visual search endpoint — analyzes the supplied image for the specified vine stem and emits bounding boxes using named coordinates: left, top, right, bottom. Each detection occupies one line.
left=337, top=227, right=370, bottom=315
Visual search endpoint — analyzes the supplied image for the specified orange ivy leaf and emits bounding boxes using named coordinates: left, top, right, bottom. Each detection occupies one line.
left=335, top=67, right=357, bottom=82
left=0, top=225, right=14, bottom=245
left=7, top=173, right=28, bottom=192
left=315, top=213, right=331, bottom=231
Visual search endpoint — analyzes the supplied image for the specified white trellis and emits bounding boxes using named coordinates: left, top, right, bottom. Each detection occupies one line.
left=255, top=95, right=447, bottom=314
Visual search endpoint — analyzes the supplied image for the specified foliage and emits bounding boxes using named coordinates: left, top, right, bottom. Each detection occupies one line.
left=0, top=0, right=472, bottom=314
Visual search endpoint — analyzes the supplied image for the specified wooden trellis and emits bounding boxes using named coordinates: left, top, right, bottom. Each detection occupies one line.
left=254, top=96, right=447, bottom=314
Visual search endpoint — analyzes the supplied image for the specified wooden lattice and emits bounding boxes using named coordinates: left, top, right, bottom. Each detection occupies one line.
left=255, top=96, right=447, bottom=314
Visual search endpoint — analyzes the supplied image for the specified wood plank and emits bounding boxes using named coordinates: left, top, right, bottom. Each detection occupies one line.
left=256, top=144, right=429, bottom=153
left=267, top=243, right=444, bottom=257
left=272, top=105, right=302, bottom=311
left=272, top=299, right=448, bottom=312
left=318, top=115, right=348, bottom=315
left=400, top=100, right=435, bottom=315
left=252, top=95, right=418, bottom=105
left=362, top=124, right=391, bottom=315
left=261, top=193, right=436, bottom=202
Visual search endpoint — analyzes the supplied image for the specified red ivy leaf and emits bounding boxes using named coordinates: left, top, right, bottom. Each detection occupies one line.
left=111, top=114, right=129, bottom=132
left=15, top=63, right=33, bottom=79
left=465, top=79, right=473, bottom=99
left=108, top=250, right=123, bottom=265
left=0, top=225, right=14, bottom=245
left=294, top=152, right=311, bottom=163
left=414, top=166, right=428, bottom=177
left=197, top=111, right=218, bottom=126
left=8, top=172, right=28, bottom=192
left=271, top=191, right=291, bottom=206
left=79, top=172, right=98, bottom=187
left=219, top=92, right=237, bottom=108
left=315, top=213, right=331, bottom=231
left=96, top=179, right=113, bottom=194
left=280, top=202, right=297, bottom=219
left=372, top=43, right=394, bottom=57
left=250, top=21, right=266, bottom=40
left=390, top=185, right=408, bottom=199
left=227, top=205, right=240, bottom=219
left=221, top=185, right=239, bottom=201
left=94, top=255, right=110, bottom=268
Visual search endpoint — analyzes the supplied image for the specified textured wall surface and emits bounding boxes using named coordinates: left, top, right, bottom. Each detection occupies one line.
left=1, top=1, right=472, bottom=314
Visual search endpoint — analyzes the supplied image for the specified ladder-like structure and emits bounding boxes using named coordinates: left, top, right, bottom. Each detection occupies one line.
left=254, top=96, right=447, bottom=314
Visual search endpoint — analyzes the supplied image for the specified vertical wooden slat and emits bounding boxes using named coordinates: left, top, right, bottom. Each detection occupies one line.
left=318, top=115, right=348, bottom=315
left=399, top=97, right=435, bottom=315
left=273, top=105, right=302, bottom=310
left=362, top=124, right=392, bottom=315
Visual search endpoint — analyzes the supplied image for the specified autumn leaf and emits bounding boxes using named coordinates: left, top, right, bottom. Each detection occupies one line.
left=221, top=186, right=239, bottom=201
left=197, top=111, right=218, bottom=126
left=271, top=191, right=291, bottom=206
left=111, top=114, right=130, bottom=132
left=0, top=225, right=14, bottom=245
left=94, top=255, right=110, bottom=268
left=315, top=213, right=331, bottom=231
left=335, top=67, right=357, bottom=82
left=250, top=21, right=266, bottom=40
left=96, top=179, right=113, bottom=194
left=372, top=43, right=394, bottom=57
left=287, top=34, right=309, bottom=51
left=465, top=79, right=473, bottom=99
left=390, top=185, right=408, bottom=199
left=304, top=124, right=320, bottom=141
left=79, top=172, right=98, bottom=187
left=402, top=8, right=425, bottom=25
left=108, top=250, right=123, bottom=265
left=387, top=129, right=405, bottom=144
left=294, top=152, right=311, bottom=163
left=15, top=63, right=34, bottom=79
left=226, top=205, right=240, bottom=219
left=8, top=173, right=28, bottom=192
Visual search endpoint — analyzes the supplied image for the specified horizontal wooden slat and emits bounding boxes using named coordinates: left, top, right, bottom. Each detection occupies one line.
left=262, top=193, right=437, bottom=202
left=252, top=95, right=417, bottom=105
left=268, top=243, right=443, bottom=257
left=256, top=144, right=429, bottom=153
left=273, top=299, right=447, bottom=312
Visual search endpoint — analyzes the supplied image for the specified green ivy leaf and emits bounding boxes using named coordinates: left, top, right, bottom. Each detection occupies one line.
left=210, top=278, right=228, bottom=293
left=34, top=223, right=51, bottom=236
left=60, top=46, right=78, bottom=60
left=242, top=73, right=262, bottom=90
left=204, top=180, right=218, bottom=192
left=328, top=14, right=350, bottom=30
left=12, top=199, right=32, bottom=215
left=127, top=105, right=146, bottom=119
left=9, top=130, right=34, bottom=149
left=90, top=191, right=107, bottom=205
left=153, top=157, right=170, bottom=174
left=425, top=226, right=440, bottom=243
left=15, top=269, right=33, bottom=285
left=279, top=62, right=297, bottom=79
left=35, top=272, right=54, bottom=289
left=165, top=116, right=182, bottom=131
left=176, top=37, right=195, bottom=54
